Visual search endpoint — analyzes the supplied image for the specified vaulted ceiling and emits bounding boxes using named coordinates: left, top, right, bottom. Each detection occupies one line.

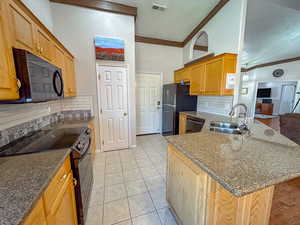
left=107, top=0, right=219, bottom=42
left=242, top=0, right=300, bottom=67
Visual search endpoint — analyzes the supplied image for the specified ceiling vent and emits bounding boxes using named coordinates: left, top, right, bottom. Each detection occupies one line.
left=152, top=2, right=167, bottom=11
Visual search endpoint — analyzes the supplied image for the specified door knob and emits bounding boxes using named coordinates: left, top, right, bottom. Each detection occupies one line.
left=124, top=112, right=128, bottom=116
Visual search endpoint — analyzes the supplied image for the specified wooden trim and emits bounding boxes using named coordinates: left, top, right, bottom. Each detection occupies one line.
left=135, top=35, right=183, bottom=48
left=183, top=0, right=230, bottom=45
left=242, top=56, right=300, bottom=72
left=50, top=0, right=137, bottom=17
left=184, top=53, right=215, bottom=67
left=194, top=45, right=208, bottom=51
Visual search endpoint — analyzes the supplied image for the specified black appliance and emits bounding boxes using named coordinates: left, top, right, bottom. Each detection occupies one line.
left=0, top=126, right=93, bottom=225
left=162, top=83, right=197, bottom=136
left=186, top=116, right=205, bottom=133
left=0, top=48, right=64, bottom=103
left=257, top=88, right=271, bottom=98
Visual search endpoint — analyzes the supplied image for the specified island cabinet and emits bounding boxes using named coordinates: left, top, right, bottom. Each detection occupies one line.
left=23, top=156, right=78, bottom=225
left=1, top=0, right=77, bottom=100
left=167, top=144, right=275, bottom=225
left=174, top=53, right=237, bottom=96
left=0, top=1, right=19, bottom=100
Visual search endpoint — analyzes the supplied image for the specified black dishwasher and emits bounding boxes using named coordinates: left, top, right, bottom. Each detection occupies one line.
left=186, top=116, right=205, bottom=133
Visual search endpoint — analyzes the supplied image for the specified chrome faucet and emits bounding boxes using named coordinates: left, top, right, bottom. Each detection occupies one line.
left=229, top=103, right=248, bottom=119
left=229, top=103, right=250, bottom=135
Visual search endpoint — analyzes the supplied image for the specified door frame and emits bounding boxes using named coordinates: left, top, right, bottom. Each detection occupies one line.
left=136, top=71, right=163, bottom=134
left=96, top=64, right=130, bottom=152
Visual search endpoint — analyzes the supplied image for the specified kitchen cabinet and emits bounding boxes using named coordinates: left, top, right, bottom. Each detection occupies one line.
left=167, top=144, right=275, bottom=225
left=174, top=54, right=237, bottom=96
left=179, top=114, right=187, bottom=135
left=167, top=145, right=206, bottom=225
left=46, top=173, right=78, bottom=225
left=1, top=0, right=77, bottom=100
left=64, top=54, right=77, bottom=97
left=174, top=67, right=191, bottom=83
left=190, top=63, right=206, bottom=95
left=36, top=28, right=54, bottom=62
left=0, top=1, right=19, bottom=100
left=23, top=199, right=47, bottom=225
left=6, top=0, right=37, bottom=54
left=22, top=156, right=78, bottom=225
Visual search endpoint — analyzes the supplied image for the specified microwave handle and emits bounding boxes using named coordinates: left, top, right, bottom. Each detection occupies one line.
left=53, top=71, right=64, bottom=96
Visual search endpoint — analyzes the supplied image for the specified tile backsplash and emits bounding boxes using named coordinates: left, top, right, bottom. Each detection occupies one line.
left=197, top=96, right=234, bottom=116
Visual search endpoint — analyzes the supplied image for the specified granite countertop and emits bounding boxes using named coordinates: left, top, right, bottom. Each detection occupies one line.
left=0, top=150, right=70, bottom=225
left=166, top=111, right=300, bottom=197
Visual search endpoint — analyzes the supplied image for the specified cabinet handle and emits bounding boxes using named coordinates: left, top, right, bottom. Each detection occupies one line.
left=58, top=174, right=67, bottom=183
left=40, top=47, right=44, bottom=53
left=73, top=178, right=77, bottom=187
left=16, top=78, right=21, bottom=92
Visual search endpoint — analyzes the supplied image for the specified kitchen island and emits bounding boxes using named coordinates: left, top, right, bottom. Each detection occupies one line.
left=165, top=112, right=300, bottom=225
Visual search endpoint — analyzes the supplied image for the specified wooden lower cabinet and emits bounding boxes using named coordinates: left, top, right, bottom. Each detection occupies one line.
left=46, top=173, right=78, bottom=225
left=167, top=144, right=275, bottom=225
left=23, top=199, right=47, bottom=225
left=179, top=114, right=187, bottom=135
left=23, top=156, right=78, bottom=225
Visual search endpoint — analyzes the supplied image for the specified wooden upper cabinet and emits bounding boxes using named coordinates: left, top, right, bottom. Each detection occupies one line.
left=175, top=53, right=237, bottom=96
left=205, top=58, right=223, bottom=95
left=174, top=68, right=190, bottom=83
left=6, top=0, right=37, bottom=54
left=190, top=64, right=206, bottom=95
left=36, top=28, right=54, bottom=62
left=64, top=54, right=77, bottom=97
left=0, top=1, right=19, bottom=100
left=23, top=198, right=47, bottom=225
left=53, top=44, right=66, bottom=74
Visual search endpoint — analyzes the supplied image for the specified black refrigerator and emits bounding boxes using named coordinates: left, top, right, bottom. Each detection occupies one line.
left=162, top=83, right=197, bottom=136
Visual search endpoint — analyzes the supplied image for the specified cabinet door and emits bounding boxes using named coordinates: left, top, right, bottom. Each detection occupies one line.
left=0, top=1, right=19, bottom=100
left=53, top=44, right=67, bottom=91
left=6, top=0, right=37, bottom=54
left=204, top=58, right=223, bottom=95
left=174, top=68, right=190, bottom=83
left=64, top=54, right=77, bottom=97
left=37, top=28, right=53, bottom=62
left=23, top=199, right=47, bottom=225
left=46, top=173, right=78, bottom=225
left=181, top=162, right=199, bottom=225
left=190, top=64, right=206, bottom=95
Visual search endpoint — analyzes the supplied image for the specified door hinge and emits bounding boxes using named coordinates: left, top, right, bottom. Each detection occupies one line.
left=98, top=73, right=101, bottom=80
left=102, top=140, right=104, bottom=145
left=100, top=108, right=103, bottom=114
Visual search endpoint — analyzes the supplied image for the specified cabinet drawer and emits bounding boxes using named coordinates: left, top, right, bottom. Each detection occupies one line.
left=23, top=198, right=47, bottom=225
left=43, top=156, right=71, bottom=215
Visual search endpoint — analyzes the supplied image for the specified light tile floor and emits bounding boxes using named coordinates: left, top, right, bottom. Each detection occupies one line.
left=86, top=134, right=179, bottom=225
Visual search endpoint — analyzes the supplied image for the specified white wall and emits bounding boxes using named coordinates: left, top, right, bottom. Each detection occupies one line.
left=135, top=43, right=183, bottom=84
left=183, top=0, right=247, bottom=64
left=240, top=61, right=300, bottom=116
left=50, top=3, right=136, bottom=148
left=182, top=0, right=248, bottom=115
left=21, top=0, right=53, bottom=31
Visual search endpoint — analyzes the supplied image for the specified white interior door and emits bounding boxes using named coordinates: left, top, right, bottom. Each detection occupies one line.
left=279, top=84, right=296, bottom=115
left=136, top=73, right=161, bottom=135
left=98, top=66, right=129, bottom=151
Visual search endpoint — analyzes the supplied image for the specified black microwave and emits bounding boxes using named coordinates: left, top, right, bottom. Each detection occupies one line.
left=1, top=48, right=64, bottom=103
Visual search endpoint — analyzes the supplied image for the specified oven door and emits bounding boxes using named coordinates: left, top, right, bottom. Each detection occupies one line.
left=186, top=117, right=205, bottom=133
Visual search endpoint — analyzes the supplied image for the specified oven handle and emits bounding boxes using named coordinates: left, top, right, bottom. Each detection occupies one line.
left=79, top=136, right=92, bottom=160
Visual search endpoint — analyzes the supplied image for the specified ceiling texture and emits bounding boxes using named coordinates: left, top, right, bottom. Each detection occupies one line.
left=107, top=0, right=219, bottom=42
left=242, top=0, right=300, bottom=67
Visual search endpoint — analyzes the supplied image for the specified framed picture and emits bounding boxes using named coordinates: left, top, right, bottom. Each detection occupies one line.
left=95, top=37, right=125, bottom=61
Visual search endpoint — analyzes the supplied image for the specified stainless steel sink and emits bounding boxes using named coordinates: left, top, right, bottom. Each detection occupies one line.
left=210, top=121, right=239, bottom=129
left=209, top=127, right=242, bottom=135
left=209, top=121, right=242, bottom=135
